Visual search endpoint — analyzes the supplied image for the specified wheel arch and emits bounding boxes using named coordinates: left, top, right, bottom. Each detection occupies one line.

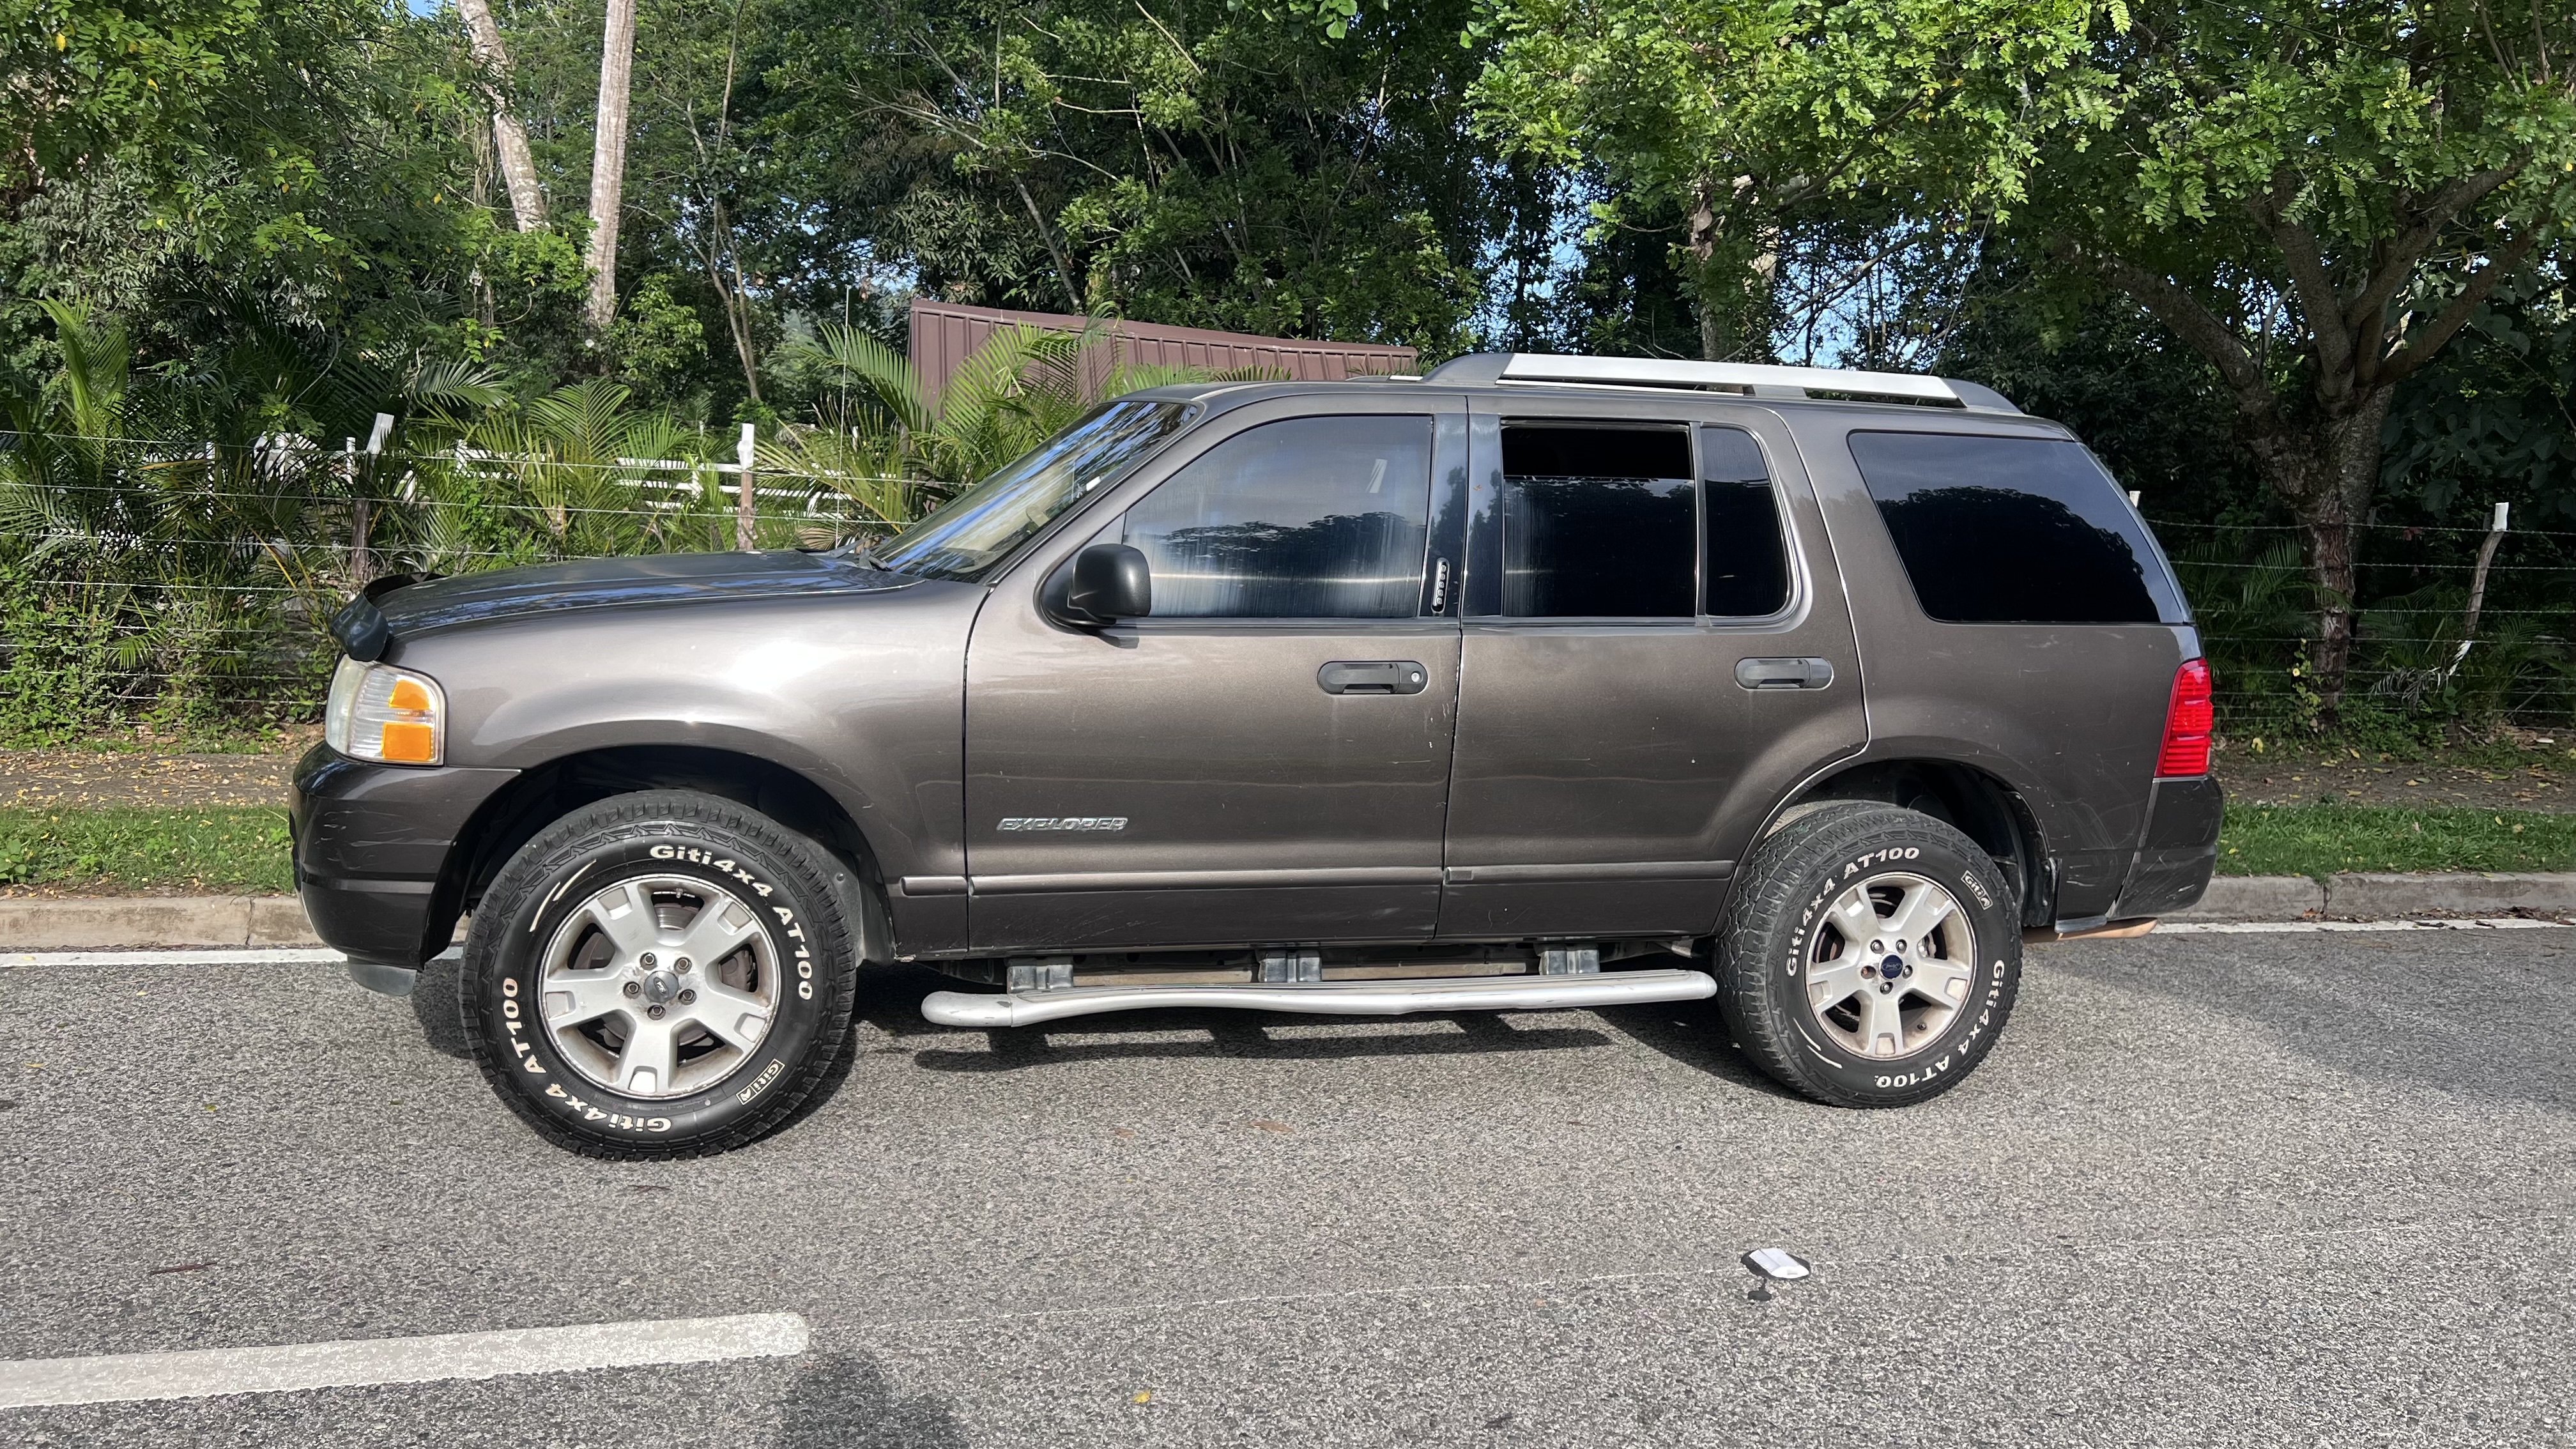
left=1748, top=756, right=2054, bottom=930
left=433, top=744, right=894, bottom=962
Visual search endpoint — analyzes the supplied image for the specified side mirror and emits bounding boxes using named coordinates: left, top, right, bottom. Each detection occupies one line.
left=1062, top=543, right=1151, bottom=625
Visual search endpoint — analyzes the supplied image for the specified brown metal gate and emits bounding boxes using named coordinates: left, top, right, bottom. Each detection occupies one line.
left=907, top=298, right=1418, bottom=405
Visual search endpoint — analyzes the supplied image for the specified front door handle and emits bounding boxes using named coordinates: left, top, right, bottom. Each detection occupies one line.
left=1735, top=657, right=1836, bottom=691
left=1319, top=660, right=1429, bottom=695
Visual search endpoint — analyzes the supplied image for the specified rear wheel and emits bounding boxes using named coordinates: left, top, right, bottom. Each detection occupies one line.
left=1717, top=801, right=2021, bottom=1107
left=463, top=790, right=862, bottom=1158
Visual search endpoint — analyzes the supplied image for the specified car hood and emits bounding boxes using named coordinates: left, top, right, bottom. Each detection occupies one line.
left=365, top=551, right=918, bottom=642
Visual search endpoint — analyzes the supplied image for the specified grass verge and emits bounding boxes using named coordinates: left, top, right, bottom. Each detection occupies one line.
left=2220, top=804, right=2576, bottom=878
left=0, top=807, right=292, bottom=895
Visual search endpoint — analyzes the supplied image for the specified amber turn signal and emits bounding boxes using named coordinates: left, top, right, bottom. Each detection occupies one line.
left=378, top=721, right=438, bottom=763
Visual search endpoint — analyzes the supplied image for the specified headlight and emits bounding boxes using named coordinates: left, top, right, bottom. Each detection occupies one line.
left=325, top=657, right=446, bottom=765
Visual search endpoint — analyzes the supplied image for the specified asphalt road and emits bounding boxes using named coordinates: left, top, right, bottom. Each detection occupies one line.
left=4, top=928, right=2572, bottom=1448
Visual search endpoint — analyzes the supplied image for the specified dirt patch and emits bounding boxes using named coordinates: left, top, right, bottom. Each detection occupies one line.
left=2216, top=744, right=2576, bottom=813
left=0, top=749, right=299, bottom=809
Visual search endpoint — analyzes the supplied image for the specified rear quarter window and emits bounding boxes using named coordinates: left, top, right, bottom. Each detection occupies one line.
left=1846, top=431, right=2188, bottom=625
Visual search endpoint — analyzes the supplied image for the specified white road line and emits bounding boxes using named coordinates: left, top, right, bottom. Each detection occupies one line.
left=2158, top=916, right=2570, bottom=934
left=0, top=947, right=347, bottom=967
left=0, top=1313, right=809, bottom=1409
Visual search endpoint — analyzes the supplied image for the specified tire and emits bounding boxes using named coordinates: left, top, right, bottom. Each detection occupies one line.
left=462, top=790, right=862, bottom=1158
left=1717, top=801, right=2021, bottom=1107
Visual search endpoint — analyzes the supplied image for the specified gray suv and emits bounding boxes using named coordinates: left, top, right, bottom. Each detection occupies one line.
left=293, top=351, right=2222, bottom=1156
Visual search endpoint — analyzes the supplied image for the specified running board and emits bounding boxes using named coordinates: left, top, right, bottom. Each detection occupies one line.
left=919, top=967, right=1717, bottom=1028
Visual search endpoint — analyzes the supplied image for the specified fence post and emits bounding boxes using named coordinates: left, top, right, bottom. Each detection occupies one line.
left=2457, top=500, right=2510, bottom=661
left=735, top=422, right=757, bottom=551
left=353, top=413, right=394, bottom=586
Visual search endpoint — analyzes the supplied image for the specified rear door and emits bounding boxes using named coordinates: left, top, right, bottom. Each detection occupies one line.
left=1437, top=400, right=1867, bottom=938
left=964, top=397, right=1471, bottom=951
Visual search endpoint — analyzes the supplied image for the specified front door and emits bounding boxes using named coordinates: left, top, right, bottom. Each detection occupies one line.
left=1438, top=402, right=1867, bottom=939
left=965, top=402, right=1469, bottom=951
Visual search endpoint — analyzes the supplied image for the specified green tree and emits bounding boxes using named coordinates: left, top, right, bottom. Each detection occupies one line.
left=3, top=1, right=571, bottom=406
left=839, top=0, right=1530, bottom=355
left=1474, top=0, right=2576, bottom=718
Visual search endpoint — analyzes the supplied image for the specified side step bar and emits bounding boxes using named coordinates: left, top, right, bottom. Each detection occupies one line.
left=919, top=967, right=1717, bottom=1029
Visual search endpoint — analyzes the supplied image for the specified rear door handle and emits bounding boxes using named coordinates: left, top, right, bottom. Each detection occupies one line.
left=1734, top=657, right=1836, bottom=691
left=1319, top=660, right=1429, bottom=695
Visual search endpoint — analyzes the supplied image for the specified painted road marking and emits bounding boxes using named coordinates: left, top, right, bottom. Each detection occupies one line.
left=0, top=947, right=348, bottom=968
left=0, top=946, right=477, bottom=968
left=2159, top=916, right=2570, bottom=934
left=0, top=1313, right=809, bottom=1409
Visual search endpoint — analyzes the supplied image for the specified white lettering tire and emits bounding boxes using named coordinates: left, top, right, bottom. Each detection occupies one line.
left=462, top=790, right=862, bottom=1158
left=1717, top=801, right=2023, bottom=1108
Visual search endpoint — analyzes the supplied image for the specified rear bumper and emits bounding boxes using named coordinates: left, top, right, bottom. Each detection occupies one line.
left=2109, top=776, right=2224, bottom=919
left=290, top=743, right=518, bottom=973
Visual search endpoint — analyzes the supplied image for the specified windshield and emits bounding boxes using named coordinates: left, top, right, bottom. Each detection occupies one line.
left=871, top=401, right=1199, bottom=581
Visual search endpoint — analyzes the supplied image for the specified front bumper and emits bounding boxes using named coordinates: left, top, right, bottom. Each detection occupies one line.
left=2110, top=776, right=2224, bottom=919
left=290, top=743, right=519, bottom=976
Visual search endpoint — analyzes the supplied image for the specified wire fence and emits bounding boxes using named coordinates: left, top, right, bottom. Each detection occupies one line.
left=2147, top=507, right=2575, bottom=735
left=0, top=430, right=925, bottom=735
left=1, top=430, right=2570, bottom=740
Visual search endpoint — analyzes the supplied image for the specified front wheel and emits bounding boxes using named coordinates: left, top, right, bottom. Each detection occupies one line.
left=1717, top=801, right=2021, bottom=1107
left=463, top=790, right=862, bottom=1158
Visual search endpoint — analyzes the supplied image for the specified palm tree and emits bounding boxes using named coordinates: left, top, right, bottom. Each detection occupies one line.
left=769, top=319, right=1261, bottom=510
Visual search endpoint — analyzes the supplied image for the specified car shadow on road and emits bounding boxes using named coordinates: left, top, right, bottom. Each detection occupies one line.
left=770, top=1347, right=970, bottom=1448
left=410, top=952, right=472, bottom=1060
left=908, top=1007, right=1614, bottom=1073
left=854, top=962, right=1816, bottom=1084
left=1588, top=993, right=1807, bottom=1100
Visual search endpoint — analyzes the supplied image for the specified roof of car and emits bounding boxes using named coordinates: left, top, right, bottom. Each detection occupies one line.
left=1116, top=352, right=2035, bottom=422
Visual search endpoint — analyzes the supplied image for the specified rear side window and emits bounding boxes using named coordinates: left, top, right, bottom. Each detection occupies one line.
left=1847, top=431, right=2186, bottom=625
left=1499, top=425, right=1694, bottom=617
left=1122, top=415, right=1433, bottom=618
left=1699, top=425, right=1790, bottom=617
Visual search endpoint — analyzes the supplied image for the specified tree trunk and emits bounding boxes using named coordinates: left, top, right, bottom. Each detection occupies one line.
left=699, top=209, right=763, bottom=405
left=1686, top=178, right=1728, bottom=361
left=2242, top=388, right=2393, bottom=727
left=585, top=0, right=640, bottom=336
left=457, top=0, right=546, bottom=233
left=1685, top=174, right=1775, bottom=362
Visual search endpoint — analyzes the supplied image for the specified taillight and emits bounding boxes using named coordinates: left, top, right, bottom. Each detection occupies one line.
left=2156, top=658, right=2214, bottom=778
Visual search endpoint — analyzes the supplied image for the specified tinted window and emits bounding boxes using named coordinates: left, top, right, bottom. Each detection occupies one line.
left=1848, top=431, right=2186, bottom=625
left=875, top=401, right=1196, bottom=581
left=1700, top=426, right=1790, bottom=617
left=1123, top=415, right=1432, bottom=618
left=1499, top=426, right=1694, bottom=617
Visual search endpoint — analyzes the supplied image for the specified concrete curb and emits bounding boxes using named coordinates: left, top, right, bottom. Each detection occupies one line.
left=0, top=896, right=323, bottom=950
left=2170, top=875, right=2324, bottom=921
left=2174, top=872, right=2576, bottom=922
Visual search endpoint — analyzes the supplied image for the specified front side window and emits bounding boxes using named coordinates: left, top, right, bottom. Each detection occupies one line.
left=1499, top=425, right=1694, bottom=618
left=1121, top=415, right=1434, bottom=618
left=873, top=400, right=1197, bottom=581
left=1848, top=431, right=2186, bottom=625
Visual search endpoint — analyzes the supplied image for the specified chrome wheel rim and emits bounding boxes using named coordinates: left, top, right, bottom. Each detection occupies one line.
left=537, top=873, right=779, bottom=1100
left=1804, top=870, right=1977, bottom=1060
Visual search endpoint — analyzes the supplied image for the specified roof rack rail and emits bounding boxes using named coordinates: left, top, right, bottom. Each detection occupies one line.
left=1420, top=353, right=2018, bottom=413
